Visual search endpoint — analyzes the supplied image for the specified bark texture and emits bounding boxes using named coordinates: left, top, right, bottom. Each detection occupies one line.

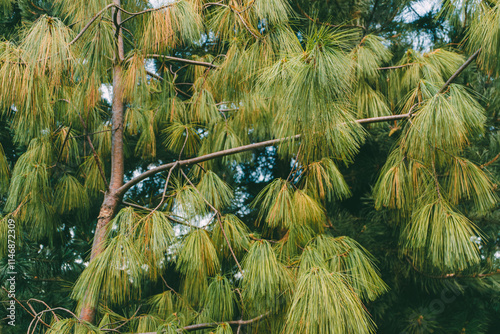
left=79, top=0, right=126, bottom=323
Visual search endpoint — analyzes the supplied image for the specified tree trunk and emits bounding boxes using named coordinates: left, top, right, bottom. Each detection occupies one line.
left=79, top=0, right=125, bottom=323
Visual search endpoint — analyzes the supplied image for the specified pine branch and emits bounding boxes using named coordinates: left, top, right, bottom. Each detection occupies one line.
left=69, top=3, right=115, bottom=45
left=378, top=63, right=417, bottom=70
left=116, top=114, right=412, bottom=196
left=68, top=2, right=181, bottom=45
left=439, top=49, right=481, bottom=94
left=119, top=1, right=180, bottom=26
left=77, top=112, right=109, bottom=190
left=296, top=2, right=366, bottom=30
left=406, top=257, right=500, bottom=279
left=147, top=54, right=217, bottom=68
left=481, top=151, right=500, bottom=169
left=121, top=201, right=202, bottom=229
left=136, top=312, right=270, bottom=333
left=56, top=124, right=72, bottom=163
left=118, top=45, right=481, bottom=198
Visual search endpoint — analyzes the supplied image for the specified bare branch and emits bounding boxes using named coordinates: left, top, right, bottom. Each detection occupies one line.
left=145, top=69, right=164, bottom=81
left=1, top=287, right=51, bottom=329
left=116, top=134, right=298, bottom=196
left=69, top=129, right=112, bottom=139
left=406, top=257, right=500, bottom=279
left=180, top=312, right=269, bottom=332
left=100, top=306, right=141, bottom=332
left=233, top=8, right=261, bottom=39
left=27, top=299, right=60, bottom=322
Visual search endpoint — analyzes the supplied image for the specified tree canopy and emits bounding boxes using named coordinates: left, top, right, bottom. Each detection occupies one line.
left=0, top=0, right=499, bottom=333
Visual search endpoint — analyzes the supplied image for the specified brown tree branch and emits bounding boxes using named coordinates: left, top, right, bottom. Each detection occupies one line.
left=439, top=48, right=481, bottom=94
left=116, top=113, right=413, bottom=196
left=145, top=69, right=164, bottom=81
left=481, top=151, right=500, bottom=169
left=69, top=129, right=112, bottom=139
left=28, top=307, right=80, bottom=334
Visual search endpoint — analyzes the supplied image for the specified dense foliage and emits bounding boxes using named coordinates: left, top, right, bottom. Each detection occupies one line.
left=0, top=0, right=499, bottom=333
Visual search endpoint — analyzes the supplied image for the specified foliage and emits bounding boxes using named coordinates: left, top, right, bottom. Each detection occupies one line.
left=0, top=0, right=499, bottom=334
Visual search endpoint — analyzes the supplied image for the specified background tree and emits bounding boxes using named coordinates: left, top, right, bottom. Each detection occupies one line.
left=0, top=0, right=499, bottom=333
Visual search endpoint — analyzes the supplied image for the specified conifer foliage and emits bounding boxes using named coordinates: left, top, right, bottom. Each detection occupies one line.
left=0, top=0, right=499, bottom=333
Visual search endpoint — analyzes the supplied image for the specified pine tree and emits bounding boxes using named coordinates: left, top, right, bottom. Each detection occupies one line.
left=0, top=0, right=499, bottom=333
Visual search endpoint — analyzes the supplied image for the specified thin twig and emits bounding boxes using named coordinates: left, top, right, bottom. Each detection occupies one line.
left=480, top=151, right=500, bottom=169
left=129, top=311, right=271, bottom=334
left=178, top=312, right=270, bottom=332
left=100, top=306, right=141, bottom=331
left=232, top=8, right=261, bottom=40
left=28, top=307, right=79, bottom=334
left=146, top=69, right=164, bottom=81
left=56, top=124, right=73, bottom=163
left=27, top=299, right=60, bottom=322
left=406, top=257, right=500, bottom=279
left=1, top=287, right=51, bottom=329
left=69, top=129, right=112, bottom=139
left=149, top=161, right=179, bottom=215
